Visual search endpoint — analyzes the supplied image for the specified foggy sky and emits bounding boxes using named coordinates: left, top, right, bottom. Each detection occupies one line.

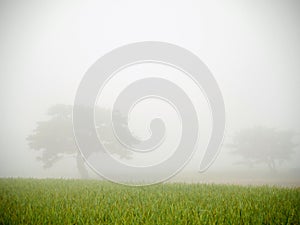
left=0, top=0, right=299, bottom=184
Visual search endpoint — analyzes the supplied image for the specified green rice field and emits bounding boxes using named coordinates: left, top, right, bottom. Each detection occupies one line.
left=0, top=178, right=299, bottom=224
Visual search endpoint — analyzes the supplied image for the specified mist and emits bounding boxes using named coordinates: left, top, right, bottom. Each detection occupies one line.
left=1, top=0, right=300, bottom=186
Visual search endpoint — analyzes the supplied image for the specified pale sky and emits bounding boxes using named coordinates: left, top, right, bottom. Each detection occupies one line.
left=0, top=0, right=299, bottom=183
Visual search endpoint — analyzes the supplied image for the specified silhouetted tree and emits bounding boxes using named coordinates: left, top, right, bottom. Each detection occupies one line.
left=228, top=126, right=298, bottom=172
left=27, top=104, right=136, bottom=178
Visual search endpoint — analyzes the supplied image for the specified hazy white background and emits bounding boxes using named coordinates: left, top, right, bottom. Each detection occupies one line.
left=0, top=0, right=299, bottom=184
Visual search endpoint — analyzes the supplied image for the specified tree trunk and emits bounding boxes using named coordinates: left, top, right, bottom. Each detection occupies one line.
left=76, top=153, right=89, bottom=179
left=267, top=158, right=277, bottom=173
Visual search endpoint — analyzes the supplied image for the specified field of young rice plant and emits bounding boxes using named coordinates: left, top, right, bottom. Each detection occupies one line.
left=0, top=178, right=299, bottom=224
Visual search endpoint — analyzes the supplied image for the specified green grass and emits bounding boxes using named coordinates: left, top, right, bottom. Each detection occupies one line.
left=0, top=179, right=299, bottom=224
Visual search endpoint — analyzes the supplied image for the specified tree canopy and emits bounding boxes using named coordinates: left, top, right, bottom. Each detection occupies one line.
left=228, top=126, right=298, bottom=171
left=27, top=104, right=136, bottom=178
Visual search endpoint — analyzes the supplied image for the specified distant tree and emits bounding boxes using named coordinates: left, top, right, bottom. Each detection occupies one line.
left=27, top=104, right=137, bottom=178
left=228, top=126, right=298, bottom=172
